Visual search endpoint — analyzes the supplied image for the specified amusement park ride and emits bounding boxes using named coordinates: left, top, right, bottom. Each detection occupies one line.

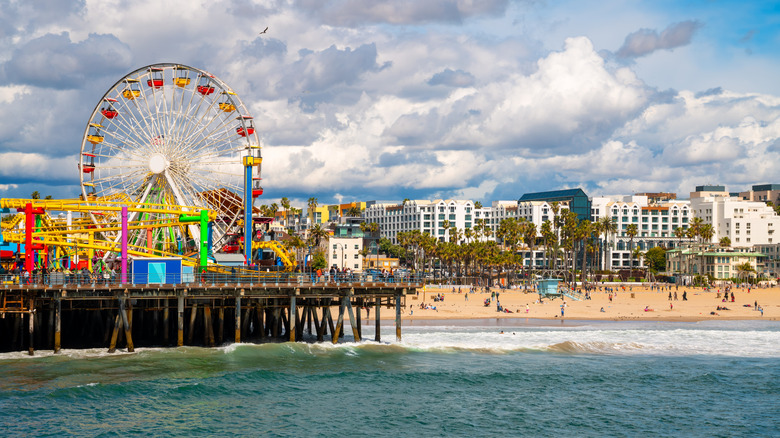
left=0, top=63, right=293, bottom=278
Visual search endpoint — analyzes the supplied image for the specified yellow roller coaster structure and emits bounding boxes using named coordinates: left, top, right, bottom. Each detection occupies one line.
left=0, top=197, right=297, bottom=274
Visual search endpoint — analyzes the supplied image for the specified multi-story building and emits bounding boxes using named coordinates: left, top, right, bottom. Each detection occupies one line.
left=517, top=200, right=570, bottom=234
left=327, top=237, right=363, bottom=272
left=590, top=195, right=691, bottom=269
left=363, top=199, right=477, bottom=244
left=666, top=246, right=765, bottom=282
left=754, top=244, right=780, bottom=278
left=739, top=184, right=780, bottom=204
left=690, top=189, right=780, bottom=248
left=518, top=188, right=591, bottom=221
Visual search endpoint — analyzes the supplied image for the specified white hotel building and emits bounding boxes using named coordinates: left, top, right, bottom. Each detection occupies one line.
left=590, top=195, right=692, bottom=269
left=363, top=199, right=477, bottom=244
left=691, top=194, right=779, bottom=248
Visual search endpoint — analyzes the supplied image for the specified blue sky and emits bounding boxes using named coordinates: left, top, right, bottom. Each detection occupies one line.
left=0, top=0, right=778, bottom=208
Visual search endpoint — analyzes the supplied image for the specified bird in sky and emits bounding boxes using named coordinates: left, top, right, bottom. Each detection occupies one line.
left=259, top=27, right=268, bottom=35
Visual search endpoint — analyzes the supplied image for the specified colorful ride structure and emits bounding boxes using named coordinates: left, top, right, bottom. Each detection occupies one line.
left=78, top=63, right=264, bottom=265
left=0, top=63, right=294, bottom=280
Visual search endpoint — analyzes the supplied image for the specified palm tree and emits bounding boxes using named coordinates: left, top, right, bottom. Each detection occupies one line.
left=689, top=217, right=704, bottom=243
left=280, top=197, right=291, bottom=224
left=347, top=205, right=362, bottom=217
left=719, top=236, right=731, bottom=247
left=442, top=220, right=451, bottom=242
left=308, top=223, right=328, bottom=249
left=307, top=197, right=319, bottom=224
left=521, top=219, right=537, bottom=276
left=31, top=191, right=40, bottom=200
left=450, top=227, right=462, bottom=245
left=626, top=223, right=638, bottom=271
left=599, top=216, right=617, bottom=272
left=474, top=201, right=483, bottom=209
left=673, top=226, right=686, bottom=249
left=700, top=224, right=714, bottom=245
left=578, top=220, right=592, bottom=284
left=735, top=262, right=755, bottom=283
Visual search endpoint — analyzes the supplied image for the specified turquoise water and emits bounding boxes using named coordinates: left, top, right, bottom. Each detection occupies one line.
left=1, top=321, right=778, bottom=437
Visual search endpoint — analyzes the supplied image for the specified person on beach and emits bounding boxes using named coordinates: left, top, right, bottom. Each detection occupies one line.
left=560, top=305, right=564, bottom=317
left=526, top=304, right=529, bottom=313
left=674, top=291, right=678, bottom=300
left=668, top=292, right=672, bottom=300
left=682, top=291, right=687, bottom=301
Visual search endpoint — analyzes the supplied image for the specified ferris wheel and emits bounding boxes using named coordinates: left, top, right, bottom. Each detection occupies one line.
left=79, top=63, right=262, bottom=255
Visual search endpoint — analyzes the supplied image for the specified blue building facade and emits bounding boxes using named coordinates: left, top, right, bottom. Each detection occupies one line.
left=519, top=188, right=591, bottom=222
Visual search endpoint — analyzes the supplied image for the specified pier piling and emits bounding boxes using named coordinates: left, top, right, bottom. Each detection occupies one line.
left=54, top=297, right=61, bottom=353
left=395, top=293, right=401, bottom=342
left=234, top=296, right=241, bottom=344
left=177, top=296, right=184, bottom=347
left=375, top=297, right=381, bottom=342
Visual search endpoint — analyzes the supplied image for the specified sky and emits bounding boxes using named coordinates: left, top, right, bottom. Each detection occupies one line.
left=0, top=0, right=779, bottom=208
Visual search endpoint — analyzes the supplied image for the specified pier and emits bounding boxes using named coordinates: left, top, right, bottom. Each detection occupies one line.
left=0, top=275, right=420, bottom=354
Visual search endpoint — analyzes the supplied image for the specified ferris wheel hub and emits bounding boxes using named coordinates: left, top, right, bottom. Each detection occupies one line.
left=149, top=153, right=169, bottom=174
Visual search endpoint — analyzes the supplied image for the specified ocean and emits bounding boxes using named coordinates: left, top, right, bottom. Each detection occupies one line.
left=1, top=320, right=778, bottom=437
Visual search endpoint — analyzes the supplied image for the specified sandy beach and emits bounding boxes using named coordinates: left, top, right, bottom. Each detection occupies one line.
left=386, top=284, right=777, bottom=322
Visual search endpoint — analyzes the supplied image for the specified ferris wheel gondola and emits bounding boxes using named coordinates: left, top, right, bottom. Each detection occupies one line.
left=79, top=63, right=262, bottom=256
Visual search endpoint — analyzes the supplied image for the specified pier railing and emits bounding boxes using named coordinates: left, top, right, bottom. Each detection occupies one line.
left=1, top=272, right=426, bottom=288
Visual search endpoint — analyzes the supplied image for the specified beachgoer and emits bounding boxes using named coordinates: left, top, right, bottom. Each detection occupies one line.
left=560, top=306, right=564, bottom=317
left=526, top=304, right=529, bottom=313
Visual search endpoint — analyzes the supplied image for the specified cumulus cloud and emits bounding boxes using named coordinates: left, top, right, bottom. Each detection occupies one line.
left=0, top=1, right=778, bottom=206
left=428, top=68, right=475, bottom=87
left=0, top=32, right=132, bottom=89
left=296, top=0, right=509, bottom=27
left=616, top=21, right=701, bottom=58
left=386, top=37, right=653, bottom=155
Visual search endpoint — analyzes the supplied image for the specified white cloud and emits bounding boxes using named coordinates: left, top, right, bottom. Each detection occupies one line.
left=0, top=0, right=778, bottom=205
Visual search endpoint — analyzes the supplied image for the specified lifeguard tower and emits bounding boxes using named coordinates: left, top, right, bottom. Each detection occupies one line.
left=537, top=278, right=563, bottom=301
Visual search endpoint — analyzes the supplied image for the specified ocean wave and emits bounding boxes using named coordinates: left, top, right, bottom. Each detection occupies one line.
left=0, top=323, right=778, bottom=362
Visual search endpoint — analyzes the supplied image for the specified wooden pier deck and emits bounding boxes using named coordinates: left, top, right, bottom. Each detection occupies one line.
left=0, top=280, right=421, bottom=354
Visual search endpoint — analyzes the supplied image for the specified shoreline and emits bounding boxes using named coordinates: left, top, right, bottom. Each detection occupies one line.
left=365, top=284, right=778, bottom=323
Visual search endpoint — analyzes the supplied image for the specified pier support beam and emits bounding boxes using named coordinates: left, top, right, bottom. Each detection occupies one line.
left=187, top=303, right=197, bottom=345
left=28, top=298, right=34, bottom=356
left=218, top=305, right=224, bottom=344
left=332, top=298, right=346, bottom=344
left=177, top=296, right=184, bottom=347
left=54, top=297, right=61, bottom=353
left=395, top=293, right=401, bottom=342
left=289, top=294, right=296, bottom=342
left=163, top=299, right=169, bottom=345
left=108, top=314, right=121, bottom=353
left=346, top=289, right=360, bottom=342
left=375, top=297, right=381, bottom=342
left=120, top=298, right=134, bottom=352
left=234, top=295, right=241, bottom=344
left=204, top=305, right=214, bottom=347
